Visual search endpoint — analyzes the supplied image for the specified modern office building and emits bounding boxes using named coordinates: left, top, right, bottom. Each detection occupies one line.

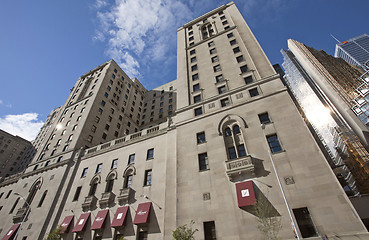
left=335, top=34, right=369, bottom=70
left=282, top=39, right=369, bottom=195
left=0, top=130, right=34, bottom=179
left=0, top=2, right=369, bottom=240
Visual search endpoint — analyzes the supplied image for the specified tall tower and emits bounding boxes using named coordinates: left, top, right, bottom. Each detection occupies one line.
left=335, top=34, right=369, bottom=70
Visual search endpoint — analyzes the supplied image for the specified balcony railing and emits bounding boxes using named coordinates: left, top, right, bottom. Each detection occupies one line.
left=13, top=206, right=29, bottom=223
left=99, top=192, right=114, bottom=207
left=82, top=195, right=97, bottom=211
left=117, top=188, right=131, bottom=205
left=225, top=155, right=254, bottom=181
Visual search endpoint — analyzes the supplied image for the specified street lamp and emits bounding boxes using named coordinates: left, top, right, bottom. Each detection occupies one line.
left=13, top=193, right=31, bottom=240
left=261, top=124, right=301, bottom=240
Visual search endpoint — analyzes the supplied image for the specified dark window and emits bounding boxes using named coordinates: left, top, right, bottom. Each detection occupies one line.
left=218, top=85, right=227, bottom=94
left=244, top=76, right=253, bottom=84
left=225, top=127, right=232, bottom=137
left=240, top=65, right=248, bottom=73
left=230, top=39, right=237, bottom=45
left=211, top=56, right=219, bottom=63
left=194, top=95, right=201, bottom=103
left=111, top=159, right=118, bottom=169
left=138, top=231, right=148, bottom=240
left=189, top=31, right=193, bottom=36
left=5, top=190, right=12, bottom=199
left=189, top=42, right=194, bottom=46
left=233, top=125, right=240, bottom=134
left=81, top=168, right=88, bottom=178
left=224, top=26, right=230, bottom=30
left=106, top=179, right=114, bottom=192
left=209, top=48, right=216, bottom=54
left=190, top=49, right=196, bottom=55
left=147, top=148, right=154, bottom=160
left=258, top=112, right=271, bottom=124
left=189, top=36, right=194, bottom=41
left=236, top=55, right=244, bottom=63
left=89, top=183, right=98, bottom=196
left=37, top=190, right=47, bottom=207
left=194, top=107, right=203, bottom=116
left=215, top=75, right=224, bottom=83
left=233, top=47, right=240, bottom=54
left=293, top=207, right=318, bottom=238
left=125, top=175, right=133, bottom=188
left=213, top=65, right=221, bottom=72
left=198, top=153, right=209, bottom=171
left=222, top=20, right=228, bottom=25
left=9, top=197, right=19, bottom=213
left=144, top=170, right=152, bottom=186
left=73, top=186, right=82, bottom=201
left=96, top=163, right=103, bottom=173
left=102, top=133, right=107, bottom=139
left=192, top=74, right=199, bottom=81
left=197, top=132, right=206, bottom=144
left=204, top=221, right=216, bottom=240
left=227, top=32, right=234, bottom=38
left=193, top=83, right=200, bottom=92
left=191, top=65, right=198, bottom=71
left=208, top=41, right=214, bottom=47
left=128, top=154, right=135, bottom=164
left=220, top=15, right=226, bottom=20
left=191, top=57, right=196, bottom=63
left=267, top=134, right=283, bottom=153
left=221, top=98, right=230, bottom=107
left=249, top=88, right=259, bottom=97
left=238, top=144, right=247, bottom=157
left=101, top=100, right=106, bottom=106
left=228, top=147, right=237, bottom=159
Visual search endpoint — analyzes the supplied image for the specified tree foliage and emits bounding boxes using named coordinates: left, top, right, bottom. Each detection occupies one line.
left=172, top=220, right=198, bottom=240
left=44, top=225, right=62, bottom=240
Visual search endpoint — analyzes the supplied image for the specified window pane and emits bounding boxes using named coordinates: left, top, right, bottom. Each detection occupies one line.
left=233, top=125, right=240, bottom=134
left=238, top=144, right=247, bottom=157
left=267, top=134, right=282, bottom=153
left=147, top=149, right=154, bottom=159
left=258, top=113, right=271, bottom=124
left=228, top=147, right=237, bottom=159
left=197, top=132, right=206, bottom=144
left=198, top=153, right=209, bottom=171
left=225, top=127, right=232, bottom=136
left=293, top=207, right=318, bottom=238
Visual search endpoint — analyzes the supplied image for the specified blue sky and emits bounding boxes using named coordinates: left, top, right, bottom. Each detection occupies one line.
left=0, top=0, right=368, bottom=140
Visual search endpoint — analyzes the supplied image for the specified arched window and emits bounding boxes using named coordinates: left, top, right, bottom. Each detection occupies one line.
left=201, top=23, right=215, bottom=39
left=123, top=165, right=136, bottom=189
left=89, top=177, right=99, bottom=196
left=105, top=170, right=117, bottom=193
left=25, top=178, right=43, bottom=207
left=233, top=125, right=240, bottom=135
left=225, top=127, right=232, bottom=137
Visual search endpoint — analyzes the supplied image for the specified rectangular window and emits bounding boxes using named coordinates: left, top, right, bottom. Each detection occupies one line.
left=228, top=146, right=237, bottom=159
left=101, top=100, right=106, bottom=106
left=233, top=47, right=240, bottom=54
left=189, top=31, right=193, bottom=36
left=191, top=57, right=197, bottom=63
left=267, top=134, right=283, bottom=153
left=197, top=132, right=206, bottom=144
left=236, top=55, right=244, bottom=63
left=249, top=88, right=259, bottom=97
left=192, top=74, right=199, bottom=81
left=81, top=168, right=88, bottom=178
left=5, top=190, right=12, bottom=199
left=220, top=98, right=230, bottom=107
left=128, top=154, right=135, bottom=164
left=189, top=36, right=194, bottom=41
left=211, top=56, right=219, bottom=63
left=191, top=65, right=198, bottom=71
left=258, top=112, right=271, bottom=124
left=209, top=48, right=216, bottom=54
left=204, top=221, right=216, bottom=240
left=227, top=32, right=234, bottom=38
left=194, top=95, right=201, bottom=103
left=102, top=133, right=107, bottom=139
left=190, top=49, right=196, bottom=55
left=222, top=20, right=228, bottom=25
left=146, top=148, right=154, bottom=160
left=218, top=85, right=227, bottom=94
left=198, top=153, right=209, bottom=171
left=194, top=107, right=203, bottom=116
left=230, top=39, right=237, bottom=45
left=208, top=41, right=214, bottom=47
left=293, top=207, right=318, bottom=238
left=111, top=159, right=118, bottom=169
left=213, top=65, right=221, bottom=72
left=237, top=144, right=247, bottom=157
left=106, top=179, right=114, bottom=192
left=215, top=75, right=224, bottom=83
left=193, top=83, right=200, bottom=92
left=244, top=76, right=253, bottom=84
left=144, top=170, right=152, bottom=186
left=240, top=65, right=248, bottom=73
left=73, top=186, right=82, bottom=201
left=96, top=163, right=103, bottom=173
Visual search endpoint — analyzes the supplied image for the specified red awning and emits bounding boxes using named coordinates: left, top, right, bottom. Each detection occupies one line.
left=72, top=212, right=90, bottom=232
left=60, top=215, right=74, bottom=233
left=111, top=206, right=129, bottom=228
left=91, top=209, right=109, bottom=230
left=1, top=224, right=20, bottom=240
left=236, top=180, right=256, bottom=208
left=133, top=202, right=151, bottom=225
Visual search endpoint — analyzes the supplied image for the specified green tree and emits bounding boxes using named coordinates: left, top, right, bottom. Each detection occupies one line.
left=254, top=193, right=282, bottom=240
left=44, top=225, right=62, bottom=240
left=172, top=220, right=198, bottom=240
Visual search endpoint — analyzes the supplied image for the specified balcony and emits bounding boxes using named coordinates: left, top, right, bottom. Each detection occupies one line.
left=99, top=192, right=115, bottom=208
left=82, top=195, right=97, bottom=211
left=13, top=206, right=29, bottom=223
left=225, top=155, right=254, bottom=181
left=117, top=188, right=131, bottom=205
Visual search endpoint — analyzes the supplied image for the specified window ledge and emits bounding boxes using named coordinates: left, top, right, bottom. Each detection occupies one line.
left=271, top=149, right=285, bottom=155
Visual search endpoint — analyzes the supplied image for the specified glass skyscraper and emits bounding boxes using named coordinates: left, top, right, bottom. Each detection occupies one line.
left=335, top=34, right=369, bottom=69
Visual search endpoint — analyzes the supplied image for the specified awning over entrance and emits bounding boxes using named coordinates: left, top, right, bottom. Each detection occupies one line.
left=72, top=212, right=90, bottom=232
left=235, top=180, right=256, bottom=208
left=60, top=215, right=74, bottom=233
left=133, top=202, right=152, bottom=225
left=1, top=224, right=20, bottom=240
left=111, top=206, right=129, bottom=228
left=91, top=209, right=109, bottom=230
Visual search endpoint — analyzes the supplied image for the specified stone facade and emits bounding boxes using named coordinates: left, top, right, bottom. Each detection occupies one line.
left=0, top=2, right=369, bottom=240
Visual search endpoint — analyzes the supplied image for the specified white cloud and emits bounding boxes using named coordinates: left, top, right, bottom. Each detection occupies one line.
left=94, top=0, right=192, bottom=78
left=0, top=113, right=44, bottom=141
left=0, top=99, right=12, bottom=108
